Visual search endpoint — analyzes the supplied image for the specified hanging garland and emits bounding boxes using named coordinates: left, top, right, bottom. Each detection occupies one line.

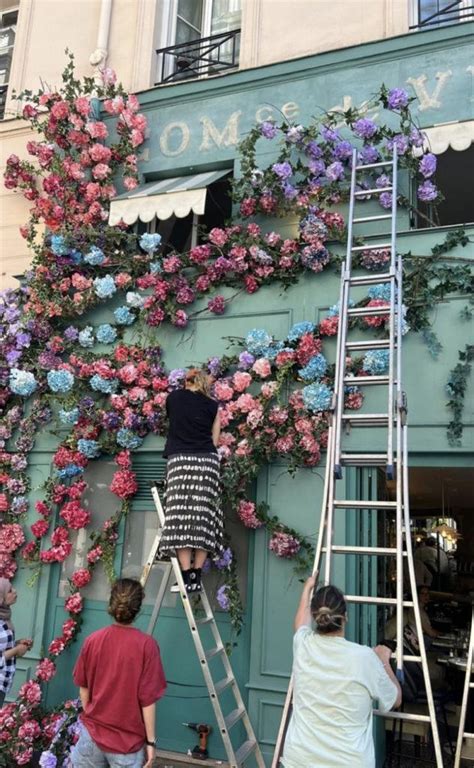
left=0, top=55, right=472, bottom=766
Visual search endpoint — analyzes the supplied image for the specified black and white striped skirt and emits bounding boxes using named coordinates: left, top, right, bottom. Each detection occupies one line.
left=159, top=453, right=224, bottom=556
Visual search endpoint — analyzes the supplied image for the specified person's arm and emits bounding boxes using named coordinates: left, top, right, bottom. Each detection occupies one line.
left=79, top=686, right=89, bottom=710
left=373, top=645, right=402, bottom=709
left=142, top=703, right=156, bottom=768
left=294, top=575, right=316, bottom=631
left=212, top=412, right=221, bottom=448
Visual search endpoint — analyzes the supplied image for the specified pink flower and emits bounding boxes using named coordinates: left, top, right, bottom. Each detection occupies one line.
left=85, top=121, right=108, bottom=139
left=235, top=439, right=251, bottom=456
left=89, top=143, right=112, bottom=163
left=19, top=680, right=41, bottom=704
left=131, top=129, right=144, bottom=147
left=0, top=553, right=17, bottom=579
left=252, top=358, right=272, bottom=378
left=247, top=407, right=263, bottom=429
left=319, top=316, right=339, bottom=336
left=261, top=381, right=278, bottom=398
left=0, top=493, right=8, bottom=513
left=51, top=100, right=69, bottom=120
left=18, top=720, right=41, bottom=741
left=173, top=310, right=188, bottom=328
left=237, top=500, right=263, bottom=529
left=118, top=363, right=138, bottom=384
left=269, top=407, right=288, bottom=425
left=116, top=451, right=131, bottom=469
left=163, top=255, right=181, bottom=273
left=74, top=96, right=91, bottom=116
left=92, top=162, right=111, bottom=180
left=100, top=67, right=117, bottom=85
left=13, top=748, right=33, bottom=765
left=48, top=637, right=66, bottom=656
left=275, top=435, right=294, bottom=453
left=363, top=299, right=389, bottom=328
left=87, top=545, right=103, bottom=564
left=62, top=617, right=77, bottom=640
left=269, top=531, right=301, bottom=558
left=214, top=380, right=234, bottom=402
left=60, top=501, right=90, bottom=530
left=235, top=393, right=256, bottom=413
left=123, top=176, right=138, bottom=190
left=65, top=593, right=83, bottom=614
left=31, top=519, right=49, bottom=538
left=35, top=658, right=56, bottom=682
left=208, top=295, right=225, bottom=315
left=232, top=372, right=252, bottom=393
left=208, top=228, right=228, bottom=246
left=71, top=568, right=91, bottom=588
left=127, top=94, right=140, bottom=112
left=110, top=469, right=138, bottom=499
left=0, top=523, right=25, bottom=552
left=103, top=96, right=125, bottom=114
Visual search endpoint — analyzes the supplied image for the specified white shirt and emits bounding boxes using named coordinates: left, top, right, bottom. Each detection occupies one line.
left=415, top=545, right=449, bottom=574
left=282, top=627, right=398, bottom=768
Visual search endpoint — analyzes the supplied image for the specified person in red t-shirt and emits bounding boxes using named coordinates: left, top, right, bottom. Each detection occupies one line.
left=71, top=578, right=166, bottom=768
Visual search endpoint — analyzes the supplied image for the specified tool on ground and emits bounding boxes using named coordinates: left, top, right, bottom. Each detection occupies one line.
left=454, top=606, right=474, bottom=767
left=271, top=146, right=443, bottom=768
left=141, top=482, right=265, bottom=768
left=184, top=722, right=212, bottom=760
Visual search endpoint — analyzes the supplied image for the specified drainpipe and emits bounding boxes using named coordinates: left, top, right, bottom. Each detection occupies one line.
left=89, top=0, right=113, bottom=86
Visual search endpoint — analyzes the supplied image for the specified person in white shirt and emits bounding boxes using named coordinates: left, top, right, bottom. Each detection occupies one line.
left=281, top=576, right=402, bottom=768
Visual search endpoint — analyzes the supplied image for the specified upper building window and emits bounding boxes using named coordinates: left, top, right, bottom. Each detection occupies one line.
left=0, top=6, right=19, bottom=120
left=415, top=146, right=474, bottom=228
left=413, top=0, right=473, bottom=29
left=156, top=0, right=241, bottom=84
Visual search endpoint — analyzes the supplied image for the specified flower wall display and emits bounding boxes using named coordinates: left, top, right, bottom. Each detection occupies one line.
left=0, top=56, right=471, bottom=764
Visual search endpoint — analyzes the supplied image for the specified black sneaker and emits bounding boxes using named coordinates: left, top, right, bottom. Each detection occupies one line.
left=186, top=568, right=202, bottom=593
left=170, top=569, right=190, bottom=592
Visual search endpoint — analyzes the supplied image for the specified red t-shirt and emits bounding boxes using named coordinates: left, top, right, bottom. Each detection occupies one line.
left=73, top=624, right=166, bottom=753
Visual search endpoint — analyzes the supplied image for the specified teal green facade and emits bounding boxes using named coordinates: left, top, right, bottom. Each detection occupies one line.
left=12, top=22, right=474, bottom=766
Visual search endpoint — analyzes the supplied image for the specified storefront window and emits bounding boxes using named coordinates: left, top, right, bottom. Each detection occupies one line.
left=415, top=146, right=474, bottom=228
left=0, top=6, right=19, bottom=120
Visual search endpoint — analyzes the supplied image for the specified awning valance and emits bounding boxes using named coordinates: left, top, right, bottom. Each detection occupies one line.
left=108, top=170, right=229, bottom=226
left=422, top=120, right=474, bottom=154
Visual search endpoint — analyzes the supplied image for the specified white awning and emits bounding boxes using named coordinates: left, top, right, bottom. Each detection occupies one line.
left=109, top=170, right=229, bottom=226
left=422, top=120, right=474, bottom=154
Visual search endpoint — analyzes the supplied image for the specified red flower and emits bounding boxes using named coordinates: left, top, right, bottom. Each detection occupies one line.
left=60, top=500, right=91, bottom=530
left=31, top=520, right=49, bottom=538
left=110, top=469, right=138, bottom=499
left=71, top=568, right=91, bottom=588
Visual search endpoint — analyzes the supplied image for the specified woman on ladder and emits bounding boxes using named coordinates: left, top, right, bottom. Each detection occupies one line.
left=160, top=368, right=223, bottom=594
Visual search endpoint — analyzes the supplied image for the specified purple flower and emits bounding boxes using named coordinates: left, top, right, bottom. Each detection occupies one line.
left=386, top=134, right=409, bottom=156
left=214, top=547, right=233, bottom=570
left=102, top=412, right=121, bottom=430
left=353, top=118, right=377, bottom=139
left=216, top=585, right=230, bottom=610
left=282, top=182, right=297, bottom=200
left=207, top=356, right=222, bottom=378
left=417, top=180, right=438, bottom=202
left=64, top=326, right=79, bottom=342
left=326, top=161, right=344, bottom=181
left=359, top=145, right=381, bottom=165
left=6, top=349, right=22, bottom=364
left=387, top=88, right=409, bottom=110
left=333, top=140, right=353, bottom=160
left=15, top=332, right=31, bottom=348
left=410, top=128, right=424, bottom=148
left=379, top=192, right=393, bottom=209
left=272, top=161, right=293, bottom=179
left=238, top=351, right=255, bottom=370
left=260, top=121, right=278, bottom=139
left=305, top=140, right=323, bottom=159
left=285, top=125, right=304, bottom=143
left=419, top=153, right=437, bottom=178
left=39, top=750, right=57, bottom=768
left=11, top=453, right=27, bottom=471
left=321, top=125, right=340, bottom=142
left=376, top=174, right=391, bottom=188
left=168, top=368, right=186, bottom=388
left=308, top=159, right=325, bottom=178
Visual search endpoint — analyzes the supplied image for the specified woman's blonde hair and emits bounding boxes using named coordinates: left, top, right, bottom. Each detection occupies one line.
left=185, top=368, right=212, bottom=397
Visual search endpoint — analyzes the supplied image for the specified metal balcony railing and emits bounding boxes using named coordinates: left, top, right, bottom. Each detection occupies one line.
left=156, top=28, right=241, bottom=85
left=410, top=0, right=474, bottom=29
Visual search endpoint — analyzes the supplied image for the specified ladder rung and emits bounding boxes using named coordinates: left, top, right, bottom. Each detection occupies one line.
left=196, top=616, right=214, bottom=626
left=349, top=272, right=395, bottom=287
left=205, top=644, right=225, bottom=661
left=234, top=739, right=257, bottom=765
left=346, top=339, right=391, bottom=351
left=403, top=655, right=422, bottom=662
left=375, top=710, right=431, bottom=723
left=351, top=242, right=392, bottom=252
left=346, top=595, right=414, bottom=606
left=356, top=161, right=393, bottom=170
left=215, top=674, right=235, bottom=695
left=464, top=732, right=474, bottom=739
left=340, top=453, right=388, bottom=466
left=333, top=500, right=397, bottom=509
left=470, top=682, right=474, bottom=689
left=342, top=413, right=389, bottom=426
left=224, top=706, right=245, bottom=730
left=347, top=306, right=391, bottom=317
left=322, top=545, right=397, bottom=555
left=354, top=186, right=393, bottom=196
left=353, top=214, right=392, bottom=223
left=344, top=375, right=390, bottom=385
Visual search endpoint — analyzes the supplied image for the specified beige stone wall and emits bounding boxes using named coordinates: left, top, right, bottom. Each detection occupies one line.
left=0, top=0, right=412, bottom=288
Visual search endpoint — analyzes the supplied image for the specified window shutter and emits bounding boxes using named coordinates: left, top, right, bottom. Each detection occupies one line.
left=132, top=457, right=167, bottom=503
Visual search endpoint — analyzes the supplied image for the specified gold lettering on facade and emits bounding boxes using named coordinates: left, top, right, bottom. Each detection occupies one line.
left=281, top=101, right=300, bottom=120
left=159, top=121, right=190, bottom=156
left=406, top=70, right=452, bottom=111
left=199, top=111, right=242, bottom=151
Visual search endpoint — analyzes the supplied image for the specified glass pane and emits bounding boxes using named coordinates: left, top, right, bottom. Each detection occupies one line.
left=57, top=460, right=119, bottom=601
left=177, top=0, right=203, bottom=30
left=211, top=0, right=241, bottom=34
left=420, top=0, right=460, bottom=24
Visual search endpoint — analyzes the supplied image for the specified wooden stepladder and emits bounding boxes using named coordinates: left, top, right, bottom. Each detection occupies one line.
left=272, top=147, right=443, bottom=768
left=141, top=483, right=265, bottom=768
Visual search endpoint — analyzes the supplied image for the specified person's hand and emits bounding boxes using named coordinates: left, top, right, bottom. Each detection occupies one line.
left=304, top=574, right=317, bottom=591
left=373, top=644, right=392, bottom=666
left=143, top=744, right=156, bottom=767
left=17, top=638, right=33, bottom=650
left=14, top=641, right=31, bottom=658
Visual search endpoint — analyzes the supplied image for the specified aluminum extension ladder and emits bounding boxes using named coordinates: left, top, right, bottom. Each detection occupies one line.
left=454, top=606, right=474, bottom=767
left=272, top=147, right=443, bottom=768
left=141, top=482, right=265, bottom=768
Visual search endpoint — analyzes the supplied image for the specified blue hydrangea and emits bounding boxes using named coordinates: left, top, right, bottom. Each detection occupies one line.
left=140, top=233, right=162, bottom=253
left=298, top=353, right=328, bottom=382
left=9, top=368, right=38, bottom=396
left=327, top=299, right=354, bottom=317
left=245, top=329, right=273, bottom=357
left=116, top=428, right=143, bottom=450
left=368, top=283, right=392, bottom=301
left=50, top=234, right=68, bottom=256
left=84, top=246, right=105, bottom=266
left=93, top=275, right=116, bottom=299
left=363, top=350, right=390, bottom=375
left=47, top=369, right=74, bottom=393
left=96, top=324, right=117, bottom=344
left=126, top=291, right=145, bottom=308
left=114, top=306, right=136, bottom=326
left=11, top=496, right=28, bottom=515
left=263, top=341, right=284, bottom=361
left=57, top=464, right=84, bottom=479
left=77, top=438, right=100, bottom=458
left=70, top=249, right=83, bottom=264
left=302, top=382, right=333, bottom=412
left=78, top=326, right=95, bottom=348
left=150, top=261, right=162, bottom=275
left=59, top=407, right=80, bottom=425
left=287, top=321, right=315, bottom=342
left=90, top=374, right=119, bottom=394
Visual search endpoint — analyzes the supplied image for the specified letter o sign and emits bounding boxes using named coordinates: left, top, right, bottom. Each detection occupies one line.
left=159, top=121, right=190, bottom=156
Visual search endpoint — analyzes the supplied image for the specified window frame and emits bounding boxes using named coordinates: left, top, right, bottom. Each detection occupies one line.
left=0, top=4, right=19, bottom=120
left=411, top=0, right=473, bottom=29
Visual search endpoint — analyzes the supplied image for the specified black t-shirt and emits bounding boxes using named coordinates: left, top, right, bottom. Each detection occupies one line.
left=163, top=389, right=218, bottom=458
